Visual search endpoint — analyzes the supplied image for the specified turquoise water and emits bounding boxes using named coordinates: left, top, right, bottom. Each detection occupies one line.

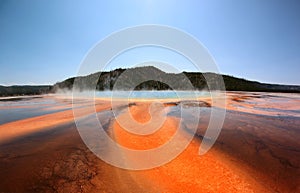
left=95, top=91, right=211, bottom=99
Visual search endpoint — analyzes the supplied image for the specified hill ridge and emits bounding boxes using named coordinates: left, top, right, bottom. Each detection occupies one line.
left=53, top=66, right=300, bottom=93
left=1, top=66, right=300, bottom=96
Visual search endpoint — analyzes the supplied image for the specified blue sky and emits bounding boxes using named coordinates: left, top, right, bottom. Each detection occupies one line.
left=0, top=0, right=300, bottom=85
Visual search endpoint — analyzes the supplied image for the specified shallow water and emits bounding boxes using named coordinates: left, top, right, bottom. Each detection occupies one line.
left=95, top=90, right=211, bottom=99
left=1, top=92, right=299, bottom=125
left=0, top=96, right=71, bottom=124
left=0, top=92, right=299, bottom=192
left=0, top=107, right=72, bottom=125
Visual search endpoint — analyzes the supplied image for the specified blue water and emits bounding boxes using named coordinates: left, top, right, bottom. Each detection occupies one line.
left=0, top=97, right=57, bottom=107
left=0, top=107, right=71, bottom=125
left=0, top=91, right=211, bottom=125
left=95, top=90, right=210, bottom=99
left=0, top=97, right=70, bottom=125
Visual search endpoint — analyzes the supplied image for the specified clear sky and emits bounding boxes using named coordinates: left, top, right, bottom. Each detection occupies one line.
left=0, top=0, right=299, bottom=85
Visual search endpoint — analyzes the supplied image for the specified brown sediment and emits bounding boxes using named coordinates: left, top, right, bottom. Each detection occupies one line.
left=163, top=100, right=211, bottom=108
left=163, top=101, right=180, bottom=107
left=223, top=92, right=300, bottom=117
left=113, top=103, right=177, bottom=150
left=0, top=100, right=154, bottom=192
left=0, top=101, right=112, bottom=143
left=0, top=122, right=153, bottom=193
left=111, top=94, right=300, bottom=192
left=211, top=114, right=300, bottom=193
left=0, top=93, right=299, bottom=192
left=113, top=102, right=270, bottom=193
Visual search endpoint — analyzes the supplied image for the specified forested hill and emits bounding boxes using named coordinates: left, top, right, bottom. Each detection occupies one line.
left=1, top=66, right=299, bottom=96
left=0, top=85, right=52, bottom=97
left=52, top=66, right=300, bottom=93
